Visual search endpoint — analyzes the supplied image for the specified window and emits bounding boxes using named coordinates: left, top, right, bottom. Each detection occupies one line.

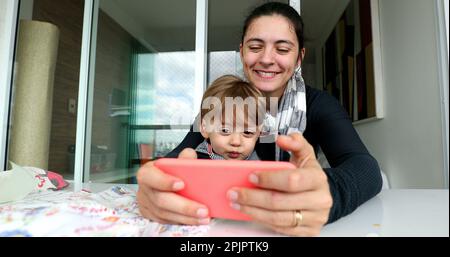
left=6, top=0, right=85, bottom=179
left=86, top=0, right=197, bottom=183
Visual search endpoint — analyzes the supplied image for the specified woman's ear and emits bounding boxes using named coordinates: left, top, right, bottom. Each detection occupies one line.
left=239, top=43, right=244, bottom=60
left=297, top=48, right=306, bottom=67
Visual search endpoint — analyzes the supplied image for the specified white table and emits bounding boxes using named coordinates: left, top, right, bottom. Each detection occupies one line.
left=80, top=183, right=449, bottom=237
left=208, top=189, right=449, bottom=237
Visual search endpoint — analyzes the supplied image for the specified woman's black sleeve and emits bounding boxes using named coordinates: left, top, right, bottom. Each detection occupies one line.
left=305, top=88, right=383, bottom=224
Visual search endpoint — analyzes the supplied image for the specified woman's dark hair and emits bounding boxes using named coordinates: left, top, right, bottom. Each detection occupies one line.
left=241, top=2, right=304, bottom=50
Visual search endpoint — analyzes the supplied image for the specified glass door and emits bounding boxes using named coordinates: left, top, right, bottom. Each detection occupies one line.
left=82, top=0, right=198, bottom=184
left=5, top=0, right=85, bottom=180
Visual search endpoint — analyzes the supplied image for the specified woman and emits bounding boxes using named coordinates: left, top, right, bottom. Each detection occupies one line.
left=136, top=2, right=382, bottom=236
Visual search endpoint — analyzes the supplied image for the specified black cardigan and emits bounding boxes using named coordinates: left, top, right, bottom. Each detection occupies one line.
left=166, top=85, right=382, bottom=224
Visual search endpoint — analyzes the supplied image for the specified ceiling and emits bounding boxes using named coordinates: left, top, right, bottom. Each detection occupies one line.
left=105, top=0, right=347, bottom=63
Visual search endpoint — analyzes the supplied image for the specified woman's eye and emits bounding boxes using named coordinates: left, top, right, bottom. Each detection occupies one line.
left=277, top=48, right=289, bottom=54
left=248, top=46, right=262, bottom=52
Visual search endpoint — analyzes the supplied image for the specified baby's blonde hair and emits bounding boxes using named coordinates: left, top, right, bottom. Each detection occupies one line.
left=200, top=75, right=266, bottom=129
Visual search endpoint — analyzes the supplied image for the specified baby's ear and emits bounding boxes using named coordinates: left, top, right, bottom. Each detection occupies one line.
left=200, top=119, right=209, bottom=139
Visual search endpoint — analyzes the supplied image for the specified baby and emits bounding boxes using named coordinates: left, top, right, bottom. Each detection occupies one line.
left=195, top=75, right=266, bottom=160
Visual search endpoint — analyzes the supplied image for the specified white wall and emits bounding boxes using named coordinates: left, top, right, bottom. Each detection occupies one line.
left=354, top=0, right=446, bottom=189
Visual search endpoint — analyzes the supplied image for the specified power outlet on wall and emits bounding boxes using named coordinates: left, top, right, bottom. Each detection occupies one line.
left=68, top=98, right=76, bottom=114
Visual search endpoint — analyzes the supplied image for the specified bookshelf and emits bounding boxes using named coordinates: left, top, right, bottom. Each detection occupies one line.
left=320, top=0, right=384, bottom=123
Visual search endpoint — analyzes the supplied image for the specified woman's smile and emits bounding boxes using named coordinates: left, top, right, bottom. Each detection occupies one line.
left=254, top=70, right=281, bottom=79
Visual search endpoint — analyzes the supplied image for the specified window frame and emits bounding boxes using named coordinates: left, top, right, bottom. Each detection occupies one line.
left=0, top=0, right=19, bottom=171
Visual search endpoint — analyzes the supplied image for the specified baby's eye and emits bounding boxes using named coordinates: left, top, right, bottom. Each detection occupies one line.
left=243, top=130, right=255, bottom=136
left=220, top=127, right=231, bottom=134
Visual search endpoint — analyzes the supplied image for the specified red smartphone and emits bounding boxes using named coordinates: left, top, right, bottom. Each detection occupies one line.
left=154, top=158, right=296, bottom=221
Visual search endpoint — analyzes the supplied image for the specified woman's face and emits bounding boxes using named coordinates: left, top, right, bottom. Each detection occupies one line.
left=240, top=15, right=302, bottom=98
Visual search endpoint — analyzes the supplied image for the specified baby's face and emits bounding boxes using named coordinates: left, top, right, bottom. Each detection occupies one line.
left=201, top=104, right=263, bottom=160
left=207, top=124, right=260, bottom=160
left=202, top=115, right=261, bottom=160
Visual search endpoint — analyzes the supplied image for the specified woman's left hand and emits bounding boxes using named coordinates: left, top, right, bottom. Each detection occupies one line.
left=227, top=133, right=333, bottom=236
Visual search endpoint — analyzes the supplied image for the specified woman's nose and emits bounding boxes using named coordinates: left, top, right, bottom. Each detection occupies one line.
left=229, top=133, right=241, bottom=146
left=259, top=48, right=275, bottom=65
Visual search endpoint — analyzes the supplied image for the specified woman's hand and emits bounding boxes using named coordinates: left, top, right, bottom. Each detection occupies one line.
left=227, top=133, right=333, bottom=236
left=136, top=148, right=211, bottom=225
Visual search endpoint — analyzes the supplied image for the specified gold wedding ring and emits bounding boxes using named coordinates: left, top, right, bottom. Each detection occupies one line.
left=293, top=210, right=303, bottom=227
